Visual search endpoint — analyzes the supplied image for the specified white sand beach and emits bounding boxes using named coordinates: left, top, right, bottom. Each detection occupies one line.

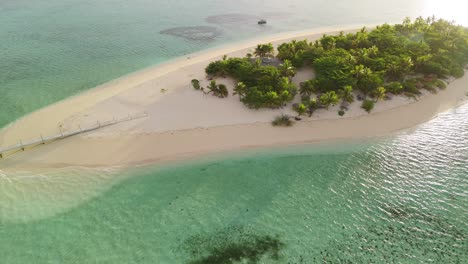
left=1, top=25, right=467, bottom=169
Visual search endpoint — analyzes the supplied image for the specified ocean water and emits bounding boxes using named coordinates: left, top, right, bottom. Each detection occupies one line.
left=1, top=1, right=468, bottom=263
left=1, top=0, right=467, bottom=129
left=0, top=104, right=466, bottom=263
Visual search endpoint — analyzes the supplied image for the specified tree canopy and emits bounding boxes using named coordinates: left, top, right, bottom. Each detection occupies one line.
left=254, top=43, right=275, bottom=58
left=205, top=57, right=297, bottom=108
left=205, top=17, right=468, bottom=112
left=277, top=17, right=467, bottom=97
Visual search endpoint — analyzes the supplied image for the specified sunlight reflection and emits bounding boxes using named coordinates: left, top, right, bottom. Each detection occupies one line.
left=422, top=0, right=468, bottom=26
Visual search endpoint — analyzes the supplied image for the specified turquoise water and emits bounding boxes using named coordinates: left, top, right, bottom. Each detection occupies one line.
left=1, top=0, right=466, bottom=128
left=1, top=104, right=466, bottom=263
left=1, top=1, right=468, bottom=263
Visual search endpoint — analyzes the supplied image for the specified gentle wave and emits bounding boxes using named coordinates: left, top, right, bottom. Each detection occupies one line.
left=0, top=104, right=466, bottom=262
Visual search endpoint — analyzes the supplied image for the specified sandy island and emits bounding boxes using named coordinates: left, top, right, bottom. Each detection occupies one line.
left=1, top=25, right=468, bottom=169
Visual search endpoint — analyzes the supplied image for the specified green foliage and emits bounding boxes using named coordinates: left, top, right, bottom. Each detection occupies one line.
left=217, top=84, right=228, bottom=98
left=373, top=86, right=386, bottom=101
left=299, top=80, right=317, bottom=97
left=403, top=79, right=423, bottom=96
left=293, top=103, right=307, bottom=116
left=191, top=79, right=201, bottom=90
left=338, top=85, right=354, bottom=103
left=204, top=17, right=468, bottom=110
left=385, top=82, right=404, bottom=94
left=272, top=115, right=293, bottom=127
left=450, top=66, right=465, bottom=78
left=355, top=68, right=384, bottom=95
left=254, top=43, right=274, bottom=58
left=361, top=100, right=375, bottom=113
left=204, top=57, right=297, bottom=108
left=233, top=82, right=247, bottom=98
left=338, top=110, right=345, bottom=116
left=205, top=60, right=227, bottom=77
left=420, top=60, right=450, bottom=78
left=313, top=49, right=356, bottom=91
left=222, top=58, right=253, bottom=79
left=305, top=98, right=319, bottom=116
left=277, top=40, right=314, bottom=66
left=240, top=79, right=296, bottom=109
left=278, top=60, right=296, bottom=79
left=385, top=56, right=414, bottom=81
left=319, top=91, right=339, bottom=109
left=434, top=79, right=447, bottom=89
left=276, top=17, right=467, bottom=95
left=206, top=80, right=228, bottom=98
left=408, top=77, right=447, bottom=94
left=207, top=80, right=217, bottom=93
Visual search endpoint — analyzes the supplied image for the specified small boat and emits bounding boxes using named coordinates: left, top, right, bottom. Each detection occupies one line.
left=258, top=19, right=267, bottom=25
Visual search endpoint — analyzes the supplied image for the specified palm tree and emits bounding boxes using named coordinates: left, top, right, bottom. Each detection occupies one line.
left=367, top=45, right=379, bottom=57
left=338, top=85, right=354, bottom=103
left=401, top=56, right=414, bottom=69
left=217, top=84, right=228, bottom=98
left=254, top=43, right=274, bottom=58
left=351, top=64, right=366, bottom=80
left=414, top=54, right=432, bottom=71
left=386, top=62, right=400, bottom=80
left=361, top=67, right=373, bottom=78
left=206, top=80, right=218, bottom=94
left=306, top=98, right=318, bottom=116
left=352, top=65, right=373, bottom=90
left=319, top=91, right=339, bottom=109
left=293, top=103, right=306, bottom=116
left=206, top=80, right=229, bottom=98
left=233, top=82, right=247, bottom=99
left=373, top=86, right=386, bottom=102
left=386, top=56, right=413, bottom=80
left=277, top=42, right=294, bottom=61
left=299, top=80, right=316, bottom=97
left=278, top=60, right=296, bottom=79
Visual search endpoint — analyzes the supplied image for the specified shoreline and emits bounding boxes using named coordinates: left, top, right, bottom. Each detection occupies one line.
left=1, top=24, right=468, bottom=170
left=0, top=24, right=373, bottom=143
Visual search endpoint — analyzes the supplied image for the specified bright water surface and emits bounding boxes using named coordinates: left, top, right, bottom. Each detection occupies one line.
left=0, top=0, right=467, bottom=263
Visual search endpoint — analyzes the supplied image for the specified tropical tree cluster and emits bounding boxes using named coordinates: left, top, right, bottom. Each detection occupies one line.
left=281, top=17, right=468, bottom=105
left=204, top=17, right=468, bottom=115
left=191, top=79, right=228, bottom=98
left=205, top=55, right=297, bottom=108
left=206, top=80, right=228, bottom=98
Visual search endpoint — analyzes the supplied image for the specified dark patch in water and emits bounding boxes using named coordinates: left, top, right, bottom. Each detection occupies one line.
left=382, top=204, right=412, bottom=219
left=160, top=26, right=222, bottom=41
left=179, top=225, right=284, bottom=264
left=315, top=205, right=466, bottom=263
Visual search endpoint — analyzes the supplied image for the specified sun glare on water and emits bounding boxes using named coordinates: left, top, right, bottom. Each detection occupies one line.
left=422, top=0, right=468, bottom=26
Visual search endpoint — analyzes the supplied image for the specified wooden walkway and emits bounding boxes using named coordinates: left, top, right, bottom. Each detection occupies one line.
left=0, top=112, right=148, bottom=159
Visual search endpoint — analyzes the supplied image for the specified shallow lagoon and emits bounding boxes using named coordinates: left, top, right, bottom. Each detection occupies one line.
left=1, top=104, right=466, bottom=263
left=1, top=0, right=467, bottom=262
